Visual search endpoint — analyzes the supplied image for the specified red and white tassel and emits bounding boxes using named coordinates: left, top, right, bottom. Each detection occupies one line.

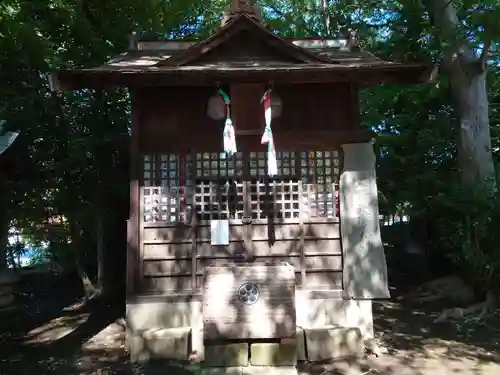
left=261, top=90, right=277, bottom=177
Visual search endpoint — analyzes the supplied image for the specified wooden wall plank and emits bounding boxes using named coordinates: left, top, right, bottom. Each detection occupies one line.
left=139, top=275, right=193, bottom=293
left=143, top=226, right=192, bottom=242
left=137, top=84, right=362, bottom=154
left=143, top=259, right=192, bottom=276
left=304, top=271, right=343, bottom=289
left=142, top=254, right=343, bottom=276
left=303, top=239, right=342, bottom=255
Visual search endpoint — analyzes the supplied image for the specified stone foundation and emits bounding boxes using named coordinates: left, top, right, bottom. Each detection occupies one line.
left=202, top=367, right=298, bottom=375
left=126, top=291, right=373, bottom=362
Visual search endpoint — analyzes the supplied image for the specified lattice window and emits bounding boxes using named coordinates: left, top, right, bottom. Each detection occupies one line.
left=300, top=150, right=340, bottom=185
left=159, top=154, right=179, bottom=186
left=143, top=153, right=192, bottom=223
left=277, top=151, right=297, bottom=176
left=141, top=149, right=342, bottom=223
left=249, top=180, right=300, bottom=219
left=143, top=186, right=193, bottom=223
left=302, top=184, right=336, bottom=219
left=249, top=151, right=297, bottom=177
left=249, top=152, right=266, bottom=177
left=299, top=150, right=340, bottom=219
left=249, top=179, right=271, bottom=219
left=195, top=152, right=244, bottom=178
left=142, top=155, right=156, bottom=187
left=194, top=181, right=244, bottom=220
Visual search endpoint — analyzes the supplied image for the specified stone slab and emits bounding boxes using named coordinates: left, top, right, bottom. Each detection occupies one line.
left=296, top=327, right=306, bottom=361
left=305, top=326, right=363, bottom=361
left=340, top=142, right=390, bottom=299
left=127, top=327, right=190, bottom=362
left=242, top=366, right=298, bottom=375
left=250, top=343, right=296, bottom=366
left=204, top=343, right=249, bottom=367
left=201, top=367, right=243, bottom=375
left=202, top=366, right=298, bottom=375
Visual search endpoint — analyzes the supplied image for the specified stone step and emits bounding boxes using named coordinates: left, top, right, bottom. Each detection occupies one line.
left=202, top=366, right=298, bottom=375
left=250, top=342, right=296, bottom=366
left=127, top=326, right=191, bottom=362
left=127, top=325, right=362, bottom=364
left=303, top=326, right=363, bottom=361
left=204, top=343, right=249, bottom=367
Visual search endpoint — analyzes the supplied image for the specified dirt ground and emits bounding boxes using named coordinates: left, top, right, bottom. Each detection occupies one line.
left=1, top=284, right=499, bottom=375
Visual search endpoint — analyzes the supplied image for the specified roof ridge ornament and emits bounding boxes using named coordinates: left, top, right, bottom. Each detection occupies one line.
left=346, top=28, right=361, bottom=51
left=221, top=0, right=263, bottom=27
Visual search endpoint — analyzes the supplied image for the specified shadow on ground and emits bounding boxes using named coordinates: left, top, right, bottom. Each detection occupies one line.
left=1, top=277, right=499, bottom=374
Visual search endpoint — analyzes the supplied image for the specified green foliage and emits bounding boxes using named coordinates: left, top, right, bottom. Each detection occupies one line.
left=426, top=178, right=500, bottom=293
left=0, top=0, right=499, bottom=293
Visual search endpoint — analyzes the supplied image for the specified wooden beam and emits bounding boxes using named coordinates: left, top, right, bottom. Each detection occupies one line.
left=190, top=154, right=198, bottom=292
left=298, top=180, right=306, bottom=286
left=52, top=64, right=431, bottom=91
left=127, top=90, right=141, bottom=297
left=139, top=129, right=373, bottom=154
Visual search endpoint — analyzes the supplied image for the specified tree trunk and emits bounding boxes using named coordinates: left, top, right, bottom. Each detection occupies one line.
left=321, top=0, right=330, bottom=35
left=69, top=218, right=97, bottom=301
left=423, top=0, right=494, bottom=186
left=96, top=210, right=106, bottom=295
left=454, top=70, right=493, bottom=185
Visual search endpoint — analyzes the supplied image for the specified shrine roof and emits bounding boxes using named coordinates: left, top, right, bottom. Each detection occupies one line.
left=94, top=37, right=383, bottom=69
left=0, top=121, right=19, bottom=157
left=50, top=7, right=432, bottom=90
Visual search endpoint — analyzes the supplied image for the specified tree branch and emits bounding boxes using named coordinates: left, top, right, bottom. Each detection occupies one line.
left=265, top=4, right=319, bottom=37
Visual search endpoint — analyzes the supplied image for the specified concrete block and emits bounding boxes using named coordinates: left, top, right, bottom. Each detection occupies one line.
left=305, top=327, right=363, bottom=361
left=204, top=343, right=249, bottom=367
left=143, top=327, right=190, bottom=360
left=190, top=327, right=205, bottom=361
left=127, top=327, right=190, bottom=362
left=250, top=343, right=296, bottom=366
left=294, top=294, right=374, bottom=340
left=242, top=366, right=298, bottom=375
left=202, top=367, right=243, bottom=375
left=201, top=367, right=298, bottom=375
left=126, top=328, right=149, bottom=363
left=296, top=327, right=306, bottom=361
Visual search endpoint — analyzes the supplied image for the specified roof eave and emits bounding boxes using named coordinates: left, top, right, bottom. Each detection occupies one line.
left=49, top=63, right=432, bottom=91
left=0, top=122, right=20, bottom=157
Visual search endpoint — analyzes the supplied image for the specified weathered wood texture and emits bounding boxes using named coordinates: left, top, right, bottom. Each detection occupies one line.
left=137, top=149, right=343, bottom=294
left=132, top=84, right=352, bottom=295
left=202, top=264, right=296, bottom=340
left=127, top=91, right=140, bottom=296
left=136, top=84, right=362, bottom=154
left=139, top=220, right=342, bottom=294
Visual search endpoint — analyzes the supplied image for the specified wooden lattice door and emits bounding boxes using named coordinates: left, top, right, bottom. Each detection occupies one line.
left=140, top=150, right=342, bottom=294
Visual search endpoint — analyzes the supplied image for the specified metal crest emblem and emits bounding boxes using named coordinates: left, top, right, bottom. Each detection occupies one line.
left=238, top=283, right=259, bottom=305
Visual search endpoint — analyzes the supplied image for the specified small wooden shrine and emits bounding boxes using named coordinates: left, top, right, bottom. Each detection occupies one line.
left=51, top=0, right=429, bottom=369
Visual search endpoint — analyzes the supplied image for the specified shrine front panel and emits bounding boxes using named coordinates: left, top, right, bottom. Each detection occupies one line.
left=137, top=150, right=343, bottom=295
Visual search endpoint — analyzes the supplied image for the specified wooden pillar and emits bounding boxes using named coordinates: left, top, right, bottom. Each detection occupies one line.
left=127, top=90, right=141, bottom=297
